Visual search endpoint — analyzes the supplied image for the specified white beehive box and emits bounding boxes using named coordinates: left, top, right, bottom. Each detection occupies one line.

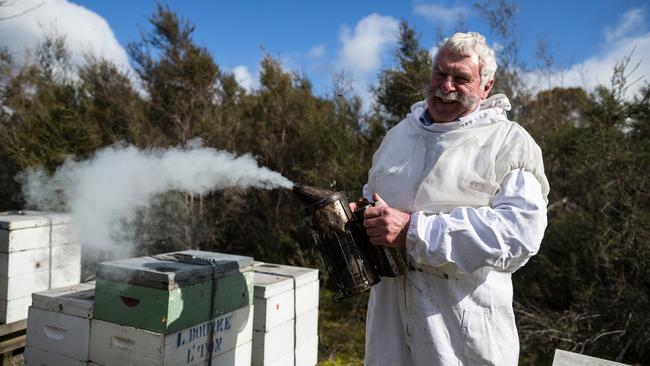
left=25, top=346, right=91, bottom=366
left=0, top=242, right=81, bottom=278
left=0, top=211, right=81, bottom=324
left=253, top=262, right=319, bottom=366
left=25, top=282, right=95, bottom=363
left=212, top=340, right=253, bottom=366
left=253, top=272, right=294, bottom=332
left=296, top=336, right=319, bottom=366
left=0, top=296, right=31, bottom=324
left=0, top=211, right=76, bottom=252
left=296, top=308, right=319, bottom=366
left=253, top=262, right=319, bottom=316
left=27, top=342, right=253, bottom=366
left=89, top=305, right=253, bottom=366
left=252, top=319, right=294, bottom=366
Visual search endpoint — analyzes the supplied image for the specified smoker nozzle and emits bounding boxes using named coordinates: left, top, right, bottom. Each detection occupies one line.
left=292, top=183, right=341, bottom=209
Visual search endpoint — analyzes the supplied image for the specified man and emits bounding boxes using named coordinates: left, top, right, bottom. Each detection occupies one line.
left=359, top=32, right=549, bottom=365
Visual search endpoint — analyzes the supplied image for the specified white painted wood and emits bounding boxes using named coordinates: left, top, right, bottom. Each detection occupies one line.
left=24, top=346, right=89, bottom=366
left=0, top=211, right=70, bottom=230
left=0, top=247, right=49, bottom=277
left=253, top=262, right=319, bottom=316
left=0, top=270, right=50, bottom=301
left=295, top=280, right=319, bottom=316
left=89, top=306, right=253, bottom=366
left=213, top=340, right=252, bottom=366
left=85, top=343, right=252, bottom=366
left=253, top=272, right=294, bottom=298
left=295, top=308, right=318, bottom=347
left=31, top=282, right=94, bottom=319
left=552, top=349, right=629, bottom=366
left=0, top=294, right=31, bottom=323
left=27, top=307, right=91, bottom=360
left=0, top=242, right=80, bottom=277
left=0, top=263, right=81, bottom=301
left=0, top=211, right=75, bottom=252
left=253, top=273, right=294, bottom=332
left=254, top=351, right=293, bottom=366
left=252, top=319, right=294, bottom=365
left=295, top=336, right=318, bottom=366
left=0, top=224, right=78, bottom=253
left=253, top=262, right=318, bottom=288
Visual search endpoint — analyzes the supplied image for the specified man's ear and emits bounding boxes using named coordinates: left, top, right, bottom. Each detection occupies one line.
left=481, top=79, right=495, bottom=99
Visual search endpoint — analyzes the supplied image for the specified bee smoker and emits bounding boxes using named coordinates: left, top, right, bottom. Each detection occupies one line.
left=293, top=184, right=407, bottom=300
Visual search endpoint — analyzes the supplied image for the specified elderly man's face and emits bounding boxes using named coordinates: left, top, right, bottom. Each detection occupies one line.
left=426, top=47, right=494, bottom=122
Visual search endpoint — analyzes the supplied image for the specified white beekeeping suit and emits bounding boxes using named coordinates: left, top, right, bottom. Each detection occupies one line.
left=363, top=94, right=549, bottom=366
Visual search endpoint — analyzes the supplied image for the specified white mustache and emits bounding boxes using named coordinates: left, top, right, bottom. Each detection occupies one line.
left=422, top=83, right=480, bottom=109
left=433, top=88, right=476, bottom=106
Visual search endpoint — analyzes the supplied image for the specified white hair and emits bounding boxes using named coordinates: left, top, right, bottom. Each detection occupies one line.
left=435, top=32, right=497, bottom=87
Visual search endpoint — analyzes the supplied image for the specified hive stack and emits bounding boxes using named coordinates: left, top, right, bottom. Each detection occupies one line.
left=89, top=250, right=254, bottom=366
left=0, top=211, right=81, bottom=323
left=252, top=262, right=319, bottom=366
left=25, top=282, right=95, bottom=366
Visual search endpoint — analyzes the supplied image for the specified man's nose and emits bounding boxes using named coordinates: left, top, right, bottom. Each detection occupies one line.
left=439, top=76, right=455, bottom=93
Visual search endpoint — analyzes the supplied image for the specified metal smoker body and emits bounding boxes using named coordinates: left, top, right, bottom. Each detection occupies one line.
left=293, top=184, right=407, bottom=300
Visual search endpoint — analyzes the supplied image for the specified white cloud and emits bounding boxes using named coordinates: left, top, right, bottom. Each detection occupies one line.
left=525, top=8, right=650, bottom=99
left=308, top=44, right=326, bottom=59
left=337, top=14, right=399, bottom=75
left=605, top=8, right=646, bottom=44
left=232, top=65, right=256, bottom=92
left=414, top=3, right=468, bottom=25
left=0, top=0, right=132, bottom=75
left=336, top=13, right=399, bottom=109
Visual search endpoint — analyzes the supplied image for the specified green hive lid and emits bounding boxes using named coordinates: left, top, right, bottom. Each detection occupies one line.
left=168, top=250, right=254, bottom=272
left=96, top=250, right=253, bottom=289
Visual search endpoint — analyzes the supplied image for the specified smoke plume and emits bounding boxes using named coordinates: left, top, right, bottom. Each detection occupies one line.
left=19, top=141, right=293, bottom=256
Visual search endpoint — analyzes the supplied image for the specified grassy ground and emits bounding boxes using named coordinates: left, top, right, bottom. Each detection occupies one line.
left=318, top=288, right=368, bottom=366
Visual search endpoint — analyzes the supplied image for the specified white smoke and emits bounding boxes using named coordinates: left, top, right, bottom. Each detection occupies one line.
left=19, top=141, right=293, bottom=256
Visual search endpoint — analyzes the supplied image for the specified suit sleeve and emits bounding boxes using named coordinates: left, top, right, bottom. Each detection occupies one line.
left=405, top=168, right=548, bottom=274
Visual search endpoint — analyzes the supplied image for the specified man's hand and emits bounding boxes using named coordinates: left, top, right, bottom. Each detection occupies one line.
left=363, top=193, right=411, bottom=248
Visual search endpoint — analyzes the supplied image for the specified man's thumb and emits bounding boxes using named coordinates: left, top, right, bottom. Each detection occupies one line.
left=373, top=193, right=387, bottom=206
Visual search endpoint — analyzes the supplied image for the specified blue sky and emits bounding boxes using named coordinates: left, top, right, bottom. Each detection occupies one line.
left=1, top=0, right=649, bottom=102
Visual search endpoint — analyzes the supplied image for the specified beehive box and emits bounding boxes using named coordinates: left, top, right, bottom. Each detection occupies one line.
left=253, top=262, right=319, bottom=366
left=253, top=263, right=319, bottom=316
left=295, top=308, right=319, bottom=366
left=251, top=319, right=294, bottom=366
left=0, top=211, right=81, bottom=324
left=25, top=282, right=95, bottom=364
left=0, top=211, right=77, bottom=253
left=89, top=305, right=253, bottom=366
left=252, top=272, right=294, bottom=332
left=251, top=272, right=295, bottom=365
left=25, top=346, right=91, bottom=366
left=93, top=250, right=254, bottom=334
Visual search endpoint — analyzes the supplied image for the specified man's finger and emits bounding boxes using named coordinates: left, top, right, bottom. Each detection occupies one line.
left=373, top=193, right=387, bottom=207
left=349, top=202, right=358, bottom=212
left=364, top=206, right=383, bottom=219
left=363, top=216, right=384, bottom=228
